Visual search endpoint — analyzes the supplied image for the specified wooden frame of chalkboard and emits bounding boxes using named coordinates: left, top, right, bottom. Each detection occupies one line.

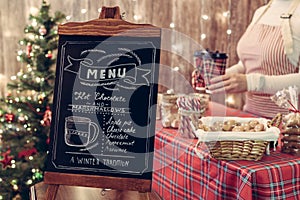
left=44, top=6, right=161, bottom=198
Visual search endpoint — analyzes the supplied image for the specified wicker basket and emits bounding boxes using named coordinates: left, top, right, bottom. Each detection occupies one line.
left=194, top=117, right=280, bottom=161
left=206, top=140, right=269, bottom=161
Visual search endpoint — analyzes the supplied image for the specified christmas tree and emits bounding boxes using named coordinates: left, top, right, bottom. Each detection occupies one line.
left=0, top=1, right=65, bottom=199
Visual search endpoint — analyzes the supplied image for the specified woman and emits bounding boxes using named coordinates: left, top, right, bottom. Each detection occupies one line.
left=208, top=0, right=300, bottom=118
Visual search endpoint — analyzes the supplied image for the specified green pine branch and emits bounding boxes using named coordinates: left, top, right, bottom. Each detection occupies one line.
left=0, top=1, right=65, bottom=199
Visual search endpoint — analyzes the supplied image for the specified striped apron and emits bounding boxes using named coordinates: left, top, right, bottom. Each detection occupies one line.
left=237, top=23, right=299, bottom=118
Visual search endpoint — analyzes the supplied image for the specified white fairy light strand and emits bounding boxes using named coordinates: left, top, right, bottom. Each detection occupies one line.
left=133, top=0, right=142, bottom=22
left=226, top=0, right=232, bottom=57
left=200, top=0, right=207, bottom=41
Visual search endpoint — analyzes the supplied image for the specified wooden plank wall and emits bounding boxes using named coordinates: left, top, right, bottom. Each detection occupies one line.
left=0, top=0, right=267, bottom=95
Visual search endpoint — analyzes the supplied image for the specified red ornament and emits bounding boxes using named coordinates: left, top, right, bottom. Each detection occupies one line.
left=46, top=51, right=52, bottom=59
left=6, top=92, right=12, bottom=98
left=5, top=113, right=15, bottom=123
left=26, top=44, right=32, bottom=58
left=0, top=150, right=13, bottom=169
left=46, top=137, right=50, bottom=145
left=42, top=106, right=52, bottom=126
left=18, top=148, right=37, bottom=159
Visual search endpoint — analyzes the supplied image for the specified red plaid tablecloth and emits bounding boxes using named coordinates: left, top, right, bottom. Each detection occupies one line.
left=152, top=102, right=300, bottom=200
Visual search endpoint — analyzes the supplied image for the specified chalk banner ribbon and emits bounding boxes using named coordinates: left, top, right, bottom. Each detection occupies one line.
left=64, top=56, right=151, bottom=87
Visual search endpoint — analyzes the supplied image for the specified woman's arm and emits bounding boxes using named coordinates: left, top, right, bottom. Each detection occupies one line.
left=209, top=72, right=300, bottom=95
left=226, top=61, right=246, bottom=74
left=247, top=73, right=300, bottom=94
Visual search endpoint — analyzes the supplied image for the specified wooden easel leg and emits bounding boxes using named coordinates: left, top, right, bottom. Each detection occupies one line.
left=139, top=192, right=150, bottom=200
left=46, top=184, right=59, bottom=200
left=140, top=191, right=163, bottom=200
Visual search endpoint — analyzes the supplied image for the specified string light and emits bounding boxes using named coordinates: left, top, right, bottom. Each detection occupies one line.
left=13, top=185, right=18, bottom=191
left=223, top=11, right=230, bottom=18
left=26, top=179, right=33, bottom=185
left=11, top=180, right=17, bottom=186
left=200, top=0, right=207, bottom=41
left=199, top=0, right=233, bottom=44
left=31, top=19, right=38, bottom=27
left=36, top=77, right=41, bottom=83
left=169, top=22, right=175, bottom=29
left=17, top=71, right=23, bottom=76
left=166, top=89, right=174, bottom=94
left=133, top=15, right=141, bottom=21
left=11, top=159, right=16, bottom=168
left=132, top=0, right=142, bottom=23
left=226, top=95, right=235, bottom=107
left=66, top=15, right=72, bottom=21
left=173, top=66, right=180, bottom=71
left=201, top=33, right=207, bottom=40
left=226, top=0, right=232, bottom=62
left=29, top=7, right=39, bottom=15
left=28, top=34, right=35, bottom=40
left=17, top=50, right=23, bottom=56
left=81, top=9, right=87, bottom=14
left=202, top=15, right=209, bottom=20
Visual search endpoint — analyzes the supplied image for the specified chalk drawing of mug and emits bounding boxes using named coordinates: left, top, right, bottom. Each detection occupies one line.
left=65, top=116, right=99, bottom=147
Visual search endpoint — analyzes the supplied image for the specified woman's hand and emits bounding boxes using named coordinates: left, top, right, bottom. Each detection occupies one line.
left=207, top=74, right=248, bottom=94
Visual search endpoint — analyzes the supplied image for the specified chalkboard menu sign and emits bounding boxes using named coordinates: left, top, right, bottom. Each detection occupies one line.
left=44, top=7, right=161, bottom=193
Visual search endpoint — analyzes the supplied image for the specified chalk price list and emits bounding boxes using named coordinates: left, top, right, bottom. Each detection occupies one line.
left=68, top=90, right=139, bottom=170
